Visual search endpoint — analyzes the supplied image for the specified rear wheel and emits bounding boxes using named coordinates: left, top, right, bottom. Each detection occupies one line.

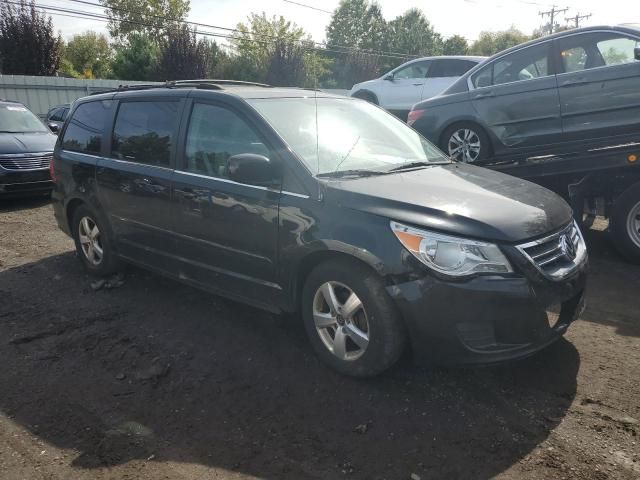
left=442, top=123, right=490, bottom=163
left=610, top=183, right=640, bottom=263
left=72, top=204, right=121, bottom=276
left=301, top=259, right=406, bottom=377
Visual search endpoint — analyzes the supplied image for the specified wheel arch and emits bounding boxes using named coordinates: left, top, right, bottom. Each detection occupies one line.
left=291, top=246, right=386, bottom=313
left=351, top=89, right=379, bottom=105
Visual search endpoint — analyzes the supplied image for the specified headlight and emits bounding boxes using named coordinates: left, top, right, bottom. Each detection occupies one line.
left=391, top=221, right=513, bottom=277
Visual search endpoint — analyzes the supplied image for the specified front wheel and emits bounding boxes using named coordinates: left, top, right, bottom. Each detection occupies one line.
left=442, top=123, right=490, bottom=163
left=610, top=183, right=640, bottom=263
left=301, top=259, right=406, bottom=377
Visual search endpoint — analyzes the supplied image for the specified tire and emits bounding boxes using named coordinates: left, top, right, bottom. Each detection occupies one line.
left=301, top=259, right=406, bottom=377
left=609, top=183, right=640, bottom=263
left=72, top=204, right=122, bottom=276
left=352, top=90, right=378, bottom=105
left=441, top=122, right=490, bottom=164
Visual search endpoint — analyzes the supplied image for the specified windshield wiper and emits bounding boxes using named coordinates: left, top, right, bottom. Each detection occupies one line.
left=317, top=169, right=388, bottom=179
left=386, top=161, right=448, bottom=172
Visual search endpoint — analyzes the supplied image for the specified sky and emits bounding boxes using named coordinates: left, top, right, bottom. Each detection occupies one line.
left=50, top=0, right=638, bottom=44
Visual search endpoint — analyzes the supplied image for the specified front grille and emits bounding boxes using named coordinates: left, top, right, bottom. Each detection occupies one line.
left=517, top=221, right=586, bottom=280
left=0, top=155, right=52, bottom=170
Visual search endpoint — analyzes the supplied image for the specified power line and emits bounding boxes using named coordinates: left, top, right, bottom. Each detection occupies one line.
left=282, top=0, right=332, bottom=14
left=539, top=5, right=569, bottom=34
left=565, top=12, right=592, bottom=28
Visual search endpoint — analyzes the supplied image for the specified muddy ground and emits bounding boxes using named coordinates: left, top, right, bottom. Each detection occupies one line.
left=0, top=197, right=638, bottom=480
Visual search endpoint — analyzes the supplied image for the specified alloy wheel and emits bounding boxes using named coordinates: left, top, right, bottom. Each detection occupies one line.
left=626, top=200, right=640, bottom=248
left=448, top=128, right=481, bottom=163
left=312, top=281, right=370, bottom=361
left=78, top=216, right=103, bottom=266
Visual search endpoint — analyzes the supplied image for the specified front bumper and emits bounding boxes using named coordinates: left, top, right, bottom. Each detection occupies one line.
left=387, top=257, right=587, bottom=366
left=0, top=168, right=52, bottom=196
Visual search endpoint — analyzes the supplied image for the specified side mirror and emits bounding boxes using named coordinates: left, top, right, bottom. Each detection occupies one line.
left=383, top=74, right=395, bottom=81
left=635, top=46, right=640, bottom=61
left=48, top=123, right=59, bottom=134
left=227, top=153, right=276, bottom=186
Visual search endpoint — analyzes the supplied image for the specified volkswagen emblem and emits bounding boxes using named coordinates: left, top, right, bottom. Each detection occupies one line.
left=560, top=233, right=577, bottom=261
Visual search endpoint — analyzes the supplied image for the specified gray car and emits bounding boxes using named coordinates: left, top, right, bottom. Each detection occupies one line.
left=408, top=25, right=640, bottom=163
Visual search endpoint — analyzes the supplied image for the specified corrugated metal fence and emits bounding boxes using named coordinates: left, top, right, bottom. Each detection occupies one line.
left=0, top=75, right=158, bottom=118
left=0, top=75, right=350, bottom=119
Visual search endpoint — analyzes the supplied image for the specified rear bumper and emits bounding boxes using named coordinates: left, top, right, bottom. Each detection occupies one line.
left=0, top=168, right=52, bottom=196
left=387, top=258, right=588, bottom=366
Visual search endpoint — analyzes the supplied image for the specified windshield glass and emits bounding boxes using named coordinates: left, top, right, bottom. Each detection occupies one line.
left=0, top=104, right=48, bottom=133
left=248, top=97, right=449, bottom=175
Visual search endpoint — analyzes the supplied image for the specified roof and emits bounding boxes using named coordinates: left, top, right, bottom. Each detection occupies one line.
left=485, top=25, right=640, bottom=62
left=85, top=80, right=347, bottom=102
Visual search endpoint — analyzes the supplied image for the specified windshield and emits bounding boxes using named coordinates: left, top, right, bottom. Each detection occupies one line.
left=248, top=97, right=449, bottom=175
left=0, top=104, right=48, bottom=133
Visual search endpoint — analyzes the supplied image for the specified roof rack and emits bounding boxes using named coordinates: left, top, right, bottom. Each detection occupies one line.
left=173, top=79, right=273, bottom=88
left=90, top=79, right=273, bottom=96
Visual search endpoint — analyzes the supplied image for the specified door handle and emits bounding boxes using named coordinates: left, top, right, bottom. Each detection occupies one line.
left=560, top=79, right=588, bottom=87
left=412, top=82, right=423, bottom=86
left=474, top=91, right=495, bottom=99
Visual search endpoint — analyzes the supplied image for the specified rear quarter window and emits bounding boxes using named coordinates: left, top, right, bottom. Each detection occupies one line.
left=61, top=100, right=112, bottom=154
left=111, top=101, right=179, bottom=167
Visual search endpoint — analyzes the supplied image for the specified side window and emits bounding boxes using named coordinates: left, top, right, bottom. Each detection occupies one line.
left=61, top=100, right=111, bottom=154
left=111, top=101, right=179, bottom=167
left=61, top=108, right=69, bottom=120
left=49, top=108, right=64, bottom=121
left=474, top=44, right=550, bottom=87
left=492, top=44, right=550, bottom=85
left=393, top=61, right=430, bottom=79
left=597, top=36, right=639, bottom=66
left=184, top=103, right=269, bottom=179
left=472, top=65, right=493, bottom=88
left=558, top=32, right=640, bottom=73
left=429, top=59, right=477, bottom=78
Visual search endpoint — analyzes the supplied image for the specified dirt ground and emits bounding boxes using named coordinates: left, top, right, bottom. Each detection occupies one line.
left=0, top=197, right=638, bottom=480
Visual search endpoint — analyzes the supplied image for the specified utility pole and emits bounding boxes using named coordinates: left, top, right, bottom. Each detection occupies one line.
left=539, top=5, right=570, bottom=34
left=565, top=12, right=592, bottom=29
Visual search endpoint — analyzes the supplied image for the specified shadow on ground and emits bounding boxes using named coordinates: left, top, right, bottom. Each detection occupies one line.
left=0, top=252, right=581, bottom=479
left=579, top=227, right=640, bottom=338
left=0, top=194, right=50, bottom=213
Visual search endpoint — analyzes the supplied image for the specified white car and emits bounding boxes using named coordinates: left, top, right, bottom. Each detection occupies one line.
left=350, top=56, right=487, bottom=118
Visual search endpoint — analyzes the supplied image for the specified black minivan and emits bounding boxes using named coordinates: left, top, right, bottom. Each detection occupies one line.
left=51, top=81, right=588, bottom=377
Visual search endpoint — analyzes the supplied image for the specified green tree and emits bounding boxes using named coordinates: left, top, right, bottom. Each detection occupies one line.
left=442, top=35, right=468, bottom=55
left=326, top=0, right=388, bottom=51
left=111, top=32, right=159, bottom=80
left=0, top=0, right=62, bottom=75
left=63, top=31, right=112, bottom=79
left=158, top=24, right=213, bottom=80
left=388, top=9, right=442, bottom=57
left=229, top=13, right=328, bottom=87
left=469, top=27, right=530, bottom=56
left=100, top=0, right=190, bottom=42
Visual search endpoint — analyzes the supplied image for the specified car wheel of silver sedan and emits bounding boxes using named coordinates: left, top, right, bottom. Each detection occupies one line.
left=448, top=128, right=482, bottom=163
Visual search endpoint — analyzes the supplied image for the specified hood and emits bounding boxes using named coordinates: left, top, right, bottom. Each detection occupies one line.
left=324, top=163, right=573, bottom=243
left=0, top=132, right=56, bottom=156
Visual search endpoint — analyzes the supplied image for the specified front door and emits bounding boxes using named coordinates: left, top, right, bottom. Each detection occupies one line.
left=470, top=41, right=562, bottom=156
left=171, top=100, right=281, bottom=308
left=383, top=60, right=431, bottom=112
left=555, top=30, right=640, bottom=145
left=96, top=98, right=183, bottom=269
